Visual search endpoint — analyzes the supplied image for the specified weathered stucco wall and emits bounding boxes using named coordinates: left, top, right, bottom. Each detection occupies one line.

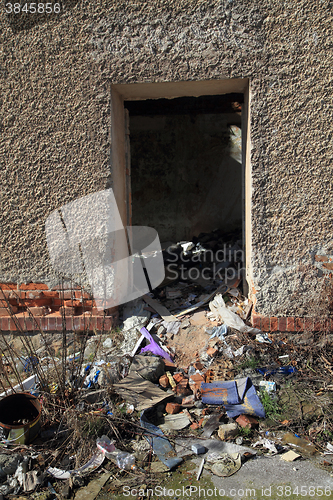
left=0, top=0, right=332, bottom=316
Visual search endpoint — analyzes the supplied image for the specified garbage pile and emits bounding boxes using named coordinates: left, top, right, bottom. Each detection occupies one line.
left=1, top=260, right=333, bottom=498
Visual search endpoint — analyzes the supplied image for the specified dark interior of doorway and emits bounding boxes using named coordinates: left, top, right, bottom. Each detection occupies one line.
left=124, top=93, right=245, bottom=292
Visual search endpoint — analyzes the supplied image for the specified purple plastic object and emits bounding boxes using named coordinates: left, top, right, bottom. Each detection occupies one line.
left=140, top=327, right=173, bottom=363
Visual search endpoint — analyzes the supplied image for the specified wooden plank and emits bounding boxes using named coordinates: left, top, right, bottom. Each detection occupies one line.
left=142, top=295, right=178, bottom=322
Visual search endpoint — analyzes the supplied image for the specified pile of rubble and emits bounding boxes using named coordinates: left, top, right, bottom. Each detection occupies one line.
left=1, top=240, right=333, bottom=498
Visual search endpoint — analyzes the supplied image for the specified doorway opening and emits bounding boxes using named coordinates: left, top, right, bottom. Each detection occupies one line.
left=110, top=79, right=250, bottom=298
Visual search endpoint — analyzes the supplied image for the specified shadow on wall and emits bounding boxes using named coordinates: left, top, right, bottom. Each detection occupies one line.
left=5, top=0, right=79, bottom=33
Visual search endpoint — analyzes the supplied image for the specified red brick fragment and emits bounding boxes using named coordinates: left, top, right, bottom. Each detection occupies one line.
left=173, top=372, right=184, bottom=383
left=165, top=402, right=181, bottom=414
left=235, top=414, right=259, bottom=429
left=190, top=422, right=200, bottom=430
left=315, top=255, right=329, bottom=262
left=159, top=374, right=169, bottom=388
left=194, top=361, right=204, bottom=371
left=206, top=347, right=218, bottom=357
left=176, top=378, right=191, bottom=397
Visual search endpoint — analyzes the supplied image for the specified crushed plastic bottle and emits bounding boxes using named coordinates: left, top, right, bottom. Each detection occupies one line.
left=282, top=432, right=316, bottom=456
left=96, top=435, right=116, bottom=457
left=96, top=435, right=136, bottom=470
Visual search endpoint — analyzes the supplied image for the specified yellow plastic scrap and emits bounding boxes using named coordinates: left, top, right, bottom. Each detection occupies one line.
left=166, top=371, right=176, bottom=389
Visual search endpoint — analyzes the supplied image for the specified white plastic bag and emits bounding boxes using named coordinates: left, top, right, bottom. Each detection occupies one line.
left=207, top=294, right=260, bottom=334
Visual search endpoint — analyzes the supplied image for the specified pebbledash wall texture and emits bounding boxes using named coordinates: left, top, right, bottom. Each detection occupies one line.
left=0, top=0, right=332, bottom=332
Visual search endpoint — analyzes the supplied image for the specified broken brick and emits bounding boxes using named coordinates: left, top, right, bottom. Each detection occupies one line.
left=173, top=372, right=184, bottom=384
left=165, top=402, right=181, bottom=414
left=159, top=374, right=169, bottom=388
left=206, top=347, right=218, bottom=357
left=182, top=395, right=195, bottom=405
left=194, top=361, right=204, bottom=371
left=189, top=373, right=204, bottom=396
left=190, top=422, right=200, bottom=430
left=235, top=414, right=259, bottom=429
left=176, top=378, right=191, bottom=397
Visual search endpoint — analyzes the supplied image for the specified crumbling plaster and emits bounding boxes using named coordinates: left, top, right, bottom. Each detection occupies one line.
left=0, top=0, right=332, bottom=316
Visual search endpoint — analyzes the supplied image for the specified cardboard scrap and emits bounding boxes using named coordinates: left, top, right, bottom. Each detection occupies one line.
left=280, top=450, right=301, bottom=462
left=113, top=371, right=170, bottom=411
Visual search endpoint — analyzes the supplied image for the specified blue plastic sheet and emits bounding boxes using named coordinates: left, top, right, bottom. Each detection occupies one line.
left=201, top=377, right=265, bottom=419
left=140, top=410, right=183, bottom=469
left=256, top=366, right=297, bottom=376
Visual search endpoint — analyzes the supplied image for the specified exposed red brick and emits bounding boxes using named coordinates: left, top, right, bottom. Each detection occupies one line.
left=59, top=306, right=77, bottom=316
left=166, top=402, right=181, bottom=414
left=52, top=299, right=64, bottom=308
left=159, top=374, right=169, bottom=388
left=315, top=255, right=329, bottom=262
left=0, top=299, right=17, bottom=307
left=59, top=290, right=75, bottom=300
left=66, top=317, right=74, bottom=330
left=304, top=317, right=314, bottom=331
left=29, top=306, right=47, bottom=317
left=287, top=317, right=295, bottom=332
left=19, top=283, right=48, bottom=290
left=104, top=317, right=113, bottom=331
left=0, top=306, right=18, bottom=316
left=43, top=291, right=59, bottom=298
left=193, top=361, right=204, bottom=371
left=73, top=317, right=81, bottom=331
left=40, top=317, right=48, bottom=330
left=74, top=291, right=92, bottom=299
left=9, top=318, right=17, bottom=331
left=48, top=317, right=56, bottom=331
left=198, top=417, right=205, bottom=427
left=0, top=283, right=17, bottom=290
left=236, top=414, right=259, bottom=429
left=296, top=318, right=304, bottom=332
left=24, top=298, right=53, bottom=307
left=313, top=318, right=323, bottom=332
left=0, top=317, right=10, bottom=330
left=278, top=317, right=287, bottom=332
left=261, top=317, right=270, bottom=332
left=323, top=263, right=333, bottom=270
left=252, top=314, right=262, bottom=329
left=270, top=317, right=278, bottom=332
left=64, top=300, right=82, bottom=308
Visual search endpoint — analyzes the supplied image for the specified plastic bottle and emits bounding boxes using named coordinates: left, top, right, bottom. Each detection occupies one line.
left=96, top=435, right=116, bottom=457
left=282, top=432, right=316, bottom=456
left=96, top=435, right=136, bottom=470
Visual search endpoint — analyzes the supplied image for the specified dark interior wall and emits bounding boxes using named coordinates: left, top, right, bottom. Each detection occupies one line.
left=128, top=105, right=242, bottom=243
